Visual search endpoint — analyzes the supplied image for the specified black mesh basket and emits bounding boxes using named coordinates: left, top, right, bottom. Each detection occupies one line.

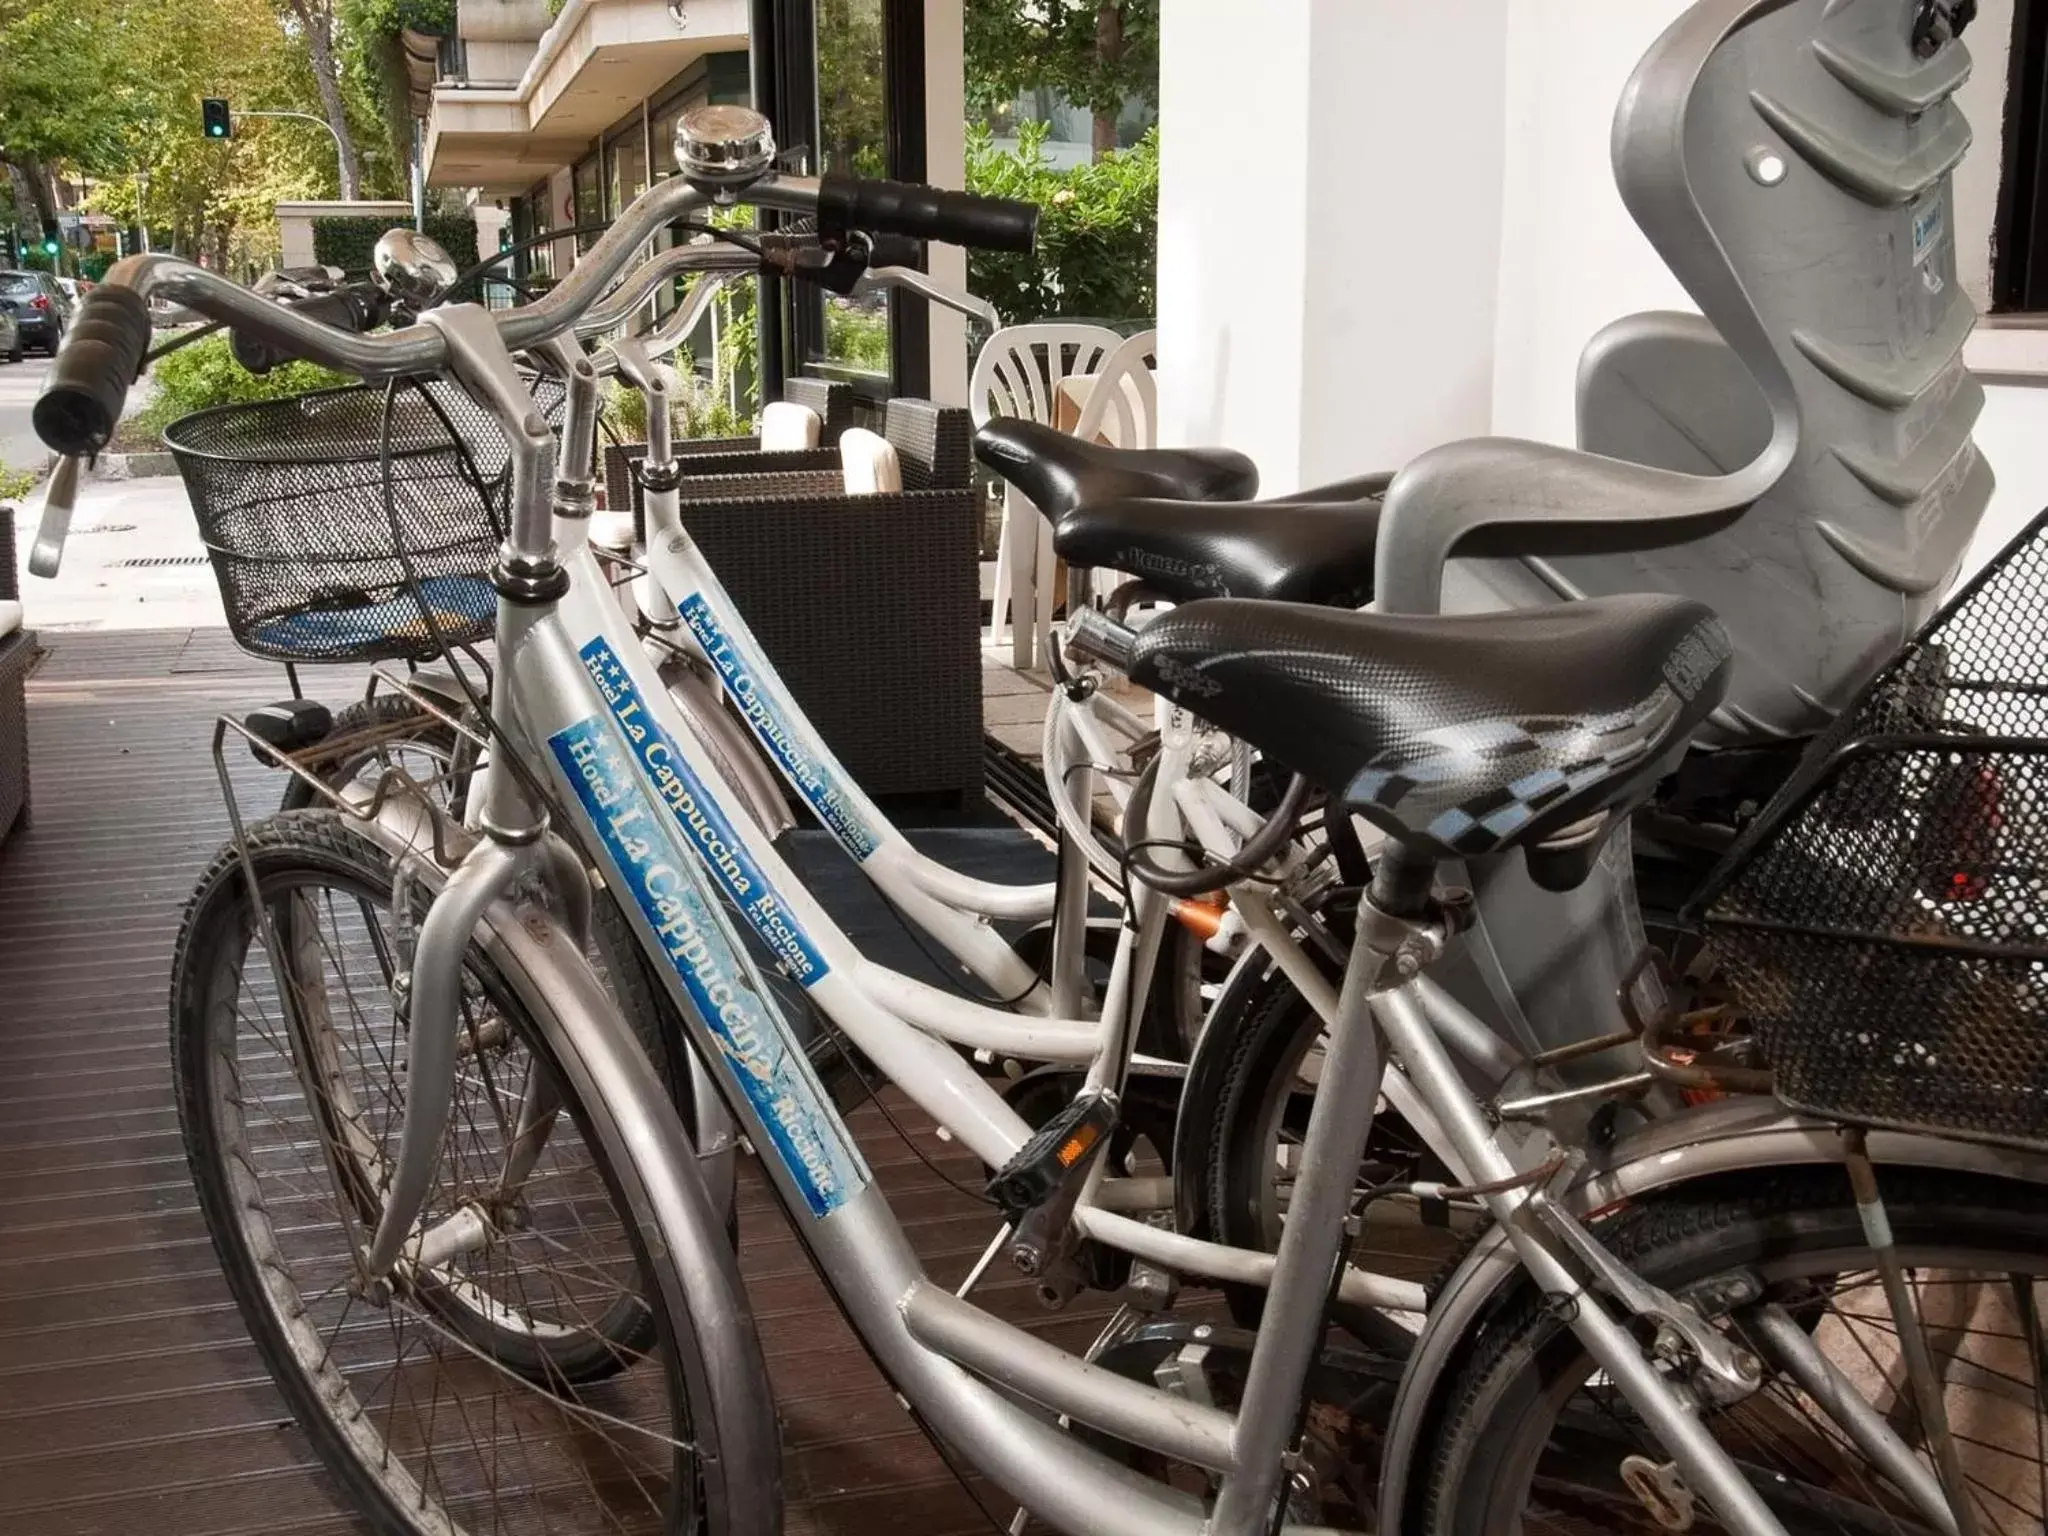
left=1694, top=508, right=2048, bottom=1152
left=165, top=377, right=562, bottom=663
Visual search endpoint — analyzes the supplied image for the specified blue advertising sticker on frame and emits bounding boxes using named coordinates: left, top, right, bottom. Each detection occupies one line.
left=577, top=635, right=828, bottom=986
left=550, top=713, right=867, bottom=1217
left=677, top=592, right=881, bottom=861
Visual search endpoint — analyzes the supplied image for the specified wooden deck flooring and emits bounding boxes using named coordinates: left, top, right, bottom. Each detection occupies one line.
left=0, top=628, right=1110, bottom=1536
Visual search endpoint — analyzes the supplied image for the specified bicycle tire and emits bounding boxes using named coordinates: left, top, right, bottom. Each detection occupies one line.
left=1420, top=1164, right=2048, bottom=1536
left=171, top=811, right=721, bottom=1534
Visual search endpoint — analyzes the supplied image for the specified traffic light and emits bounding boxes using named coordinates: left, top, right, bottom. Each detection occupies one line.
left=40, top=219, right=59, bottom=259
left=202, top=98, right=231, bottom=140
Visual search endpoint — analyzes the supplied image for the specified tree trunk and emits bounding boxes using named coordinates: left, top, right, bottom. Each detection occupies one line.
left=5, top=156, right=60, bottom=227
left=287, top=0, right=364, bottom=198
left=1091, top=1, right=1124, bottom=159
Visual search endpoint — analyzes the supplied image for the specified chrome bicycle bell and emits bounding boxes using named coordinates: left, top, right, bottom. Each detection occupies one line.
left=675, top=104, right=776, bottom=189
left=372, top=228, right=460, bottom=309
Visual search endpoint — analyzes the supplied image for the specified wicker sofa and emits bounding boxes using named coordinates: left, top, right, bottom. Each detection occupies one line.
left=0, top=509, right=33, bottom=847
left=607, top=397, right=982, bottom=803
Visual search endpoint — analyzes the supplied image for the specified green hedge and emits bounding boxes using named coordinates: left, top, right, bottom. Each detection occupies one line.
left=133, top=333, right=354, bottom=438
left=312, top=212, right=480, bottom=275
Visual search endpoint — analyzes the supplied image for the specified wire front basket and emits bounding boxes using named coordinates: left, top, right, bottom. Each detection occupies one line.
left=1695, top=509, right=2048, bottom=1152
left=166, top=377, right=563, bottom=664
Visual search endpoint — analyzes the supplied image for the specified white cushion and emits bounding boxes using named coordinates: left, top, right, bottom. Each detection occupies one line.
left=589, top=510, right=638, bottom=552
left=760, top=401, right=822, bottom=452
left=0, top=600, right=20, bottom=640
left=838, top=428, right=901, bottom=495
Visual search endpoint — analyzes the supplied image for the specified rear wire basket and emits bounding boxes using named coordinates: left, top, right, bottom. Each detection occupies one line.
left=1694, top=508, right=2048, bottom=1152
left=165, top=377, right=563, bottom=663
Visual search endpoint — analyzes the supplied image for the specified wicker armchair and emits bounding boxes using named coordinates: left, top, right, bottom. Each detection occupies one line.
left=598, top=376, right=858, bottom=524
left=670, top=399, right=982, bottom=802
left=0, top=508, right=33, bottom=845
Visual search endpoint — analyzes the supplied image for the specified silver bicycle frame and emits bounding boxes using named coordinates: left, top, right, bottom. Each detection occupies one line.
left=68, top=162, right=1850, bottom=1535
left=436, top=296, right=1802, bottom=1533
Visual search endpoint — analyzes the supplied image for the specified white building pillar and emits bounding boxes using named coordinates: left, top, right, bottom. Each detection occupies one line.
left=1156, top=0, right=1511, bottom=492
left=925, top=0, right=970, bottom=405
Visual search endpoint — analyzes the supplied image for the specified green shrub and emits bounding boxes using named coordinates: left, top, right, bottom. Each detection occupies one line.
left=966, top=121, right=1157, bottom=324
left=133, top=333, right=355, bottom=438
left=825, top=300, right=890, bottom=373
left=0, top=463, right=37, bottom=501
left=311, top=213, right=480, bottom=276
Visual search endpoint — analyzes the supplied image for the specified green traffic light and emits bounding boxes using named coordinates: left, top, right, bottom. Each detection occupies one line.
left=40, top=240, right=58, bottom=256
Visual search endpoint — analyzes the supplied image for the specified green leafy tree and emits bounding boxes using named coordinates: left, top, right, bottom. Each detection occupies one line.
left=966, top=120, right=1155, bottom=323
left=0, top=0, right=145, bottom=226
left=816, top=0, right=886, bottom=178
left=966, top=0, right=1157, bottom=159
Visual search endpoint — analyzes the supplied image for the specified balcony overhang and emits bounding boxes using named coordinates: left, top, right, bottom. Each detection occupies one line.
left=425, top=0, right=747, bottom=193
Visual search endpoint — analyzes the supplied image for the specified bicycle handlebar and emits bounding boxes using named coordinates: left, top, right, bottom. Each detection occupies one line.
left=29, top=148, right=1034, bottom=573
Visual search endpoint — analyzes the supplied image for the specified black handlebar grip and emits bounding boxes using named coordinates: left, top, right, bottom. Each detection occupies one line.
left=232, top=286, right=385, bottom=375
left=33, top=286, right=153, bottom=457
left=818, top=174, right=1037, bottom=254
left=862, top=233, right=925, bottom=268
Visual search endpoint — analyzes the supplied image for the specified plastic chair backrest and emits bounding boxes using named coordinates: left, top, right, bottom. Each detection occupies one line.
left=1378, top=0, right=1987, bottom=749
left=1070, top=329, right=1158, bottom=450
left=970, top=323, right=1125, bottom=429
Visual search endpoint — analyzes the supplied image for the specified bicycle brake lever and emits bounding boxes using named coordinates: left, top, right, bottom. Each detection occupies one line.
left=28, top=454, right=82, bottom=578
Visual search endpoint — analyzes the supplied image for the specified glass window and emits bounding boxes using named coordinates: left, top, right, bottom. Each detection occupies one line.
left=815, top=0, right=889, bottom=378
left=606, top=127, right=648, bottom=222
left=523, top=180, right=555, bottom=283
left=572, top=154, right=603, bottom=252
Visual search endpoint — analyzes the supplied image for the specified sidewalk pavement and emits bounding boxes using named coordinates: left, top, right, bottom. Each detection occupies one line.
left=9, top=475, right=226, bottom=633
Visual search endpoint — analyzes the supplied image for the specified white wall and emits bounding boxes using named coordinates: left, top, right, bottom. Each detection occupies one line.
left=1297, top=3, right=1509, bottom=487
left=1156, top=1, right=1314, bottom=487
left=1160, top=0, right=2038, bottom=511
left=1489, top=0, right=1694, bottom=446
left=1955, top=0, right=2013, bottom=310
left=1157, top=0, right=1508, bottom=492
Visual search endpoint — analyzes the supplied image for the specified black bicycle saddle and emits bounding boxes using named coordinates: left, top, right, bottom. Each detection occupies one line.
left=975, top=418, right=1387, bottom=605
left=1129, top=595, right=1732, bottom=863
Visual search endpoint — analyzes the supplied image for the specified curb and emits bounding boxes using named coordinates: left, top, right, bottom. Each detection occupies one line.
left=91, top=450, right=178, bottom=480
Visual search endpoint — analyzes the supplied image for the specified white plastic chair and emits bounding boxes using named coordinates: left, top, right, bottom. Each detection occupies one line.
left=970, top=322, right=1123, bottom=668
left=1063, top=330, right=1158, bottom=614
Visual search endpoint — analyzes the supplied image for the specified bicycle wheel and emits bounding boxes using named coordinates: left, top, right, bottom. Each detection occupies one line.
left=1176, top=945, right=1452, bottom=1341
left=172, top=811, right=711, bottom=1534
left=285, top=694, right=696, bottom=1114
left=1421, top=1165, right=2048, bottom=1535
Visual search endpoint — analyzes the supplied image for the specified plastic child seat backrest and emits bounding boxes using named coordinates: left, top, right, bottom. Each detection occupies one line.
left=1375, top=0, right=1990, bottom=751
left=1071, top=330, right=1159, bottom=450
left=1563, top=0, right=1991, bottom=744
left=838, top=427, right=903, bottom=495
left=969, top=323, right=1126, bottom=432
left=760, top=400, right=823, bottom=452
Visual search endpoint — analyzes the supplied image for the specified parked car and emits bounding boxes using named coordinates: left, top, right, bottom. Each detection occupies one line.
left=0, top=270, right=72, bottom=354
left=0, top=302, right=20, bottom=363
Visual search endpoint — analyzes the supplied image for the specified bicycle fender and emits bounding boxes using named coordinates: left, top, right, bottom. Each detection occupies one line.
left=1374, top=1094, right=2048, bottom=1532
left=346, top=799, right=780, bottom=1534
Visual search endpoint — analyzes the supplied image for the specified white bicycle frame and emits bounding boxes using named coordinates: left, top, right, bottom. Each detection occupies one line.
left=580, top=260, right=1182, bottom=1021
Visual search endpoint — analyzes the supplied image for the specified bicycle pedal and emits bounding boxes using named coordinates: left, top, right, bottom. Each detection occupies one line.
left=986, top=1087, right=1118, bottom=1221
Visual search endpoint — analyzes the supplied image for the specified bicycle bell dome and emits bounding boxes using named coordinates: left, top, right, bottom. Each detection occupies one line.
left=675, top=104, right=775, bottom=188
left=372, top=228, right=459, bottom=308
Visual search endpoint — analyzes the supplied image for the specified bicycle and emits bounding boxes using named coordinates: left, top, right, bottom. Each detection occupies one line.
left=27, top=12, right=2043, bottom=1531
